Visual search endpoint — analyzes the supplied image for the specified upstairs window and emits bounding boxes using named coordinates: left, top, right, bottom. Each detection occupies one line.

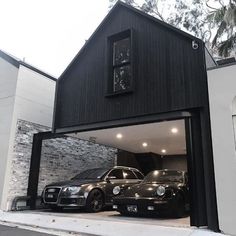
left=106, top=29, right=133, bottom=96
left=113, top=37, right=131, bottom=92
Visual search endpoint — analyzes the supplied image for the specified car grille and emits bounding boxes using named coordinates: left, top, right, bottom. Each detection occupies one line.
left=44, top=187, right=61, bottom=203
left=59, top=198, right=85, bottom=206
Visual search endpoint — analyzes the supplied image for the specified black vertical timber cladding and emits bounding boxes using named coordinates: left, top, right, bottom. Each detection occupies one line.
left=54, top=6, right=207, bottom=130
left=185, top=116, right=207, bottom=226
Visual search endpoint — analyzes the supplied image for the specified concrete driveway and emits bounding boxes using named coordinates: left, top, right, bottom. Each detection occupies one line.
left=0, top=224, right=54, bottom=236
left=0, top=210, right=225, bottom=236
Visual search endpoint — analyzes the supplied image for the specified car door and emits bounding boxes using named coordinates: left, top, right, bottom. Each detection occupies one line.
left=104, top=168, right=124, bottom=204
left=123, top=169, right=143, bottom=185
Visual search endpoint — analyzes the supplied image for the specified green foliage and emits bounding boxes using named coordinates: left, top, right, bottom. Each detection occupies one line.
left=218, top=33, right=236, bottom=57
left=208, top=1, right=236, bottom=57
left=109, top=0, right=236, bottom=57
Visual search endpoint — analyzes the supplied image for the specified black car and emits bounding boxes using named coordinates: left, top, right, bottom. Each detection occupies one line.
left=112, top=169, right=189, bottom=217
left=42, top=166, right=144, bottom=212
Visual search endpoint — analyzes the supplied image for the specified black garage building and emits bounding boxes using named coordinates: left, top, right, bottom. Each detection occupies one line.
left=28, top=1, right=218, bottom=232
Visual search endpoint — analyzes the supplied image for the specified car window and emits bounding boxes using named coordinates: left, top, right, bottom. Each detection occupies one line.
left=123, top=170, right=137, bottom=179
left=107, top=169, right=123, bottom=179
left=133, top=170, right=144, bottom=179
left=72, top=168, right=109, bottom=180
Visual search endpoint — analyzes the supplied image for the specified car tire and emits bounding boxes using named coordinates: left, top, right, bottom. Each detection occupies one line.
left=118, top=210, right=129, bottom=216
left=86, top=189, right=104, bottom=213
left=172, top=194, right=185, bottom=218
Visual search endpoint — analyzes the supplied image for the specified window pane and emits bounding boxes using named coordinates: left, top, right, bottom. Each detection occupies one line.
left=113, top=38, right=130, bottom=65
left=113, top=65, right=131, bottom=92
left=108, top=169, right=123, bottom=179
left=134, top=171, right=144, bottom=179
left=123, top=170, right=137, bottom=179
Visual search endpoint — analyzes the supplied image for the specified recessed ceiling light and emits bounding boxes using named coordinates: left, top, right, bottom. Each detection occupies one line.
left=161, top=149, right=166, bottom=153
left=142, top=142, right=148, bottom=147
left=116, top=133, right=123, bottom=139
left=171, top=128, right=178, bottom=134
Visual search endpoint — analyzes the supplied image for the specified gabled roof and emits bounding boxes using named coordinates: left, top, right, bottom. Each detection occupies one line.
left=58, top=1, right=202, bottom=81
left=0, top=49, right=57, bottom=81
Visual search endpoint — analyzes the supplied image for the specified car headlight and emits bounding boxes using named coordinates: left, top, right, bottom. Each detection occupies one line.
left=63, top=186, right=81, bottom=195
left=156, top=186, right=165, bottom=196
left=113, top=186, right=121, bottom=195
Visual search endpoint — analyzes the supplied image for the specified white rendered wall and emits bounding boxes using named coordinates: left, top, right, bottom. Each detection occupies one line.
left=207, top=64, right=236, bottom=236
left=1, top=65, right=56, bottom=210
left=13, top=65, right=55, bottom=127
left=0, top=58, right=18, bottom=208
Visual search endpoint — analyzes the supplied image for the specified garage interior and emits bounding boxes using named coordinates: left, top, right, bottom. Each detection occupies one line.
left=69, top=119, right=188, bottom=176
left=29, top=118, right=189, bottom=227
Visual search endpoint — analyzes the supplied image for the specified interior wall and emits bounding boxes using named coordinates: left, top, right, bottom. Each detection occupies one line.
left=162, top=155, right=187, bottom=171
left=117, top=150, right=187, bottom=175
left=38, top=137, right=117, bottom=195
left=207, top=64, right=236, bottom=235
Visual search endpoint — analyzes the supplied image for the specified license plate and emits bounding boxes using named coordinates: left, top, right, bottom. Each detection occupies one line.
left=127, top=205, right=138, bottom=213
left=47, top=194, right=54, bottom=198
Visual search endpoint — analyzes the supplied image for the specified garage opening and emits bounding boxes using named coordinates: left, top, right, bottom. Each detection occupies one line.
left=25, top=111, right=216, bottom=230
left=29, top=119, right=188, bottom=227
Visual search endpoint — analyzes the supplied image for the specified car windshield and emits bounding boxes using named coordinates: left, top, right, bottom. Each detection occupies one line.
left=143, top=170, right=184, bottom=183
left=71, top=168, right=109, bottom=180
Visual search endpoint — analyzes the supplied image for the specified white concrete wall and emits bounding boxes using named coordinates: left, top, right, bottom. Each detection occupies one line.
left=1, top=64, right=56, bottom=210
left=14, top=65, right=55, bottom=127
left=207, top=64, right=236, bottom=236
left=0, top=58, right=18, bottom=208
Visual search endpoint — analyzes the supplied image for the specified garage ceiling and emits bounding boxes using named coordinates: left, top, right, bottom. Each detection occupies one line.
left=69, top=119, right=186, bottom=155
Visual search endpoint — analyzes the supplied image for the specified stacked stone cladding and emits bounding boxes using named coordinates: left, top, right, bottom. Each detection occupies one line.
left=8, top=119, right=117, bottom=206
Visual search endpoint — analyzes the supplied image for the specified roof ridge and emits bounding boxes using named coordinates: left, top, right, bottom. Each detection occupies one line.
left=58, top=0, right=201, bottom=81
left=0, top=49, right=57, bottom=81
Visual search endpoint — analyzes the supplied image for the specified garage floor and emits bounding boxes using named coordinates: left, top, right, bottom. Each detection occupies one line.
left=32, top=209, right=190, bottom=228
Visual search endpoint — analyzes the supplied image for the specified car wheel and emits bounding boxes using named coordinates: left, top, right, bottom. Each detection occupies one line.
left=118, top=210, right=129, bottom=216
left=86, top=189, right=104, bottom=213
left=49, top=205, right=63, bottom=212
left=172, top=194, right=185, bottom=218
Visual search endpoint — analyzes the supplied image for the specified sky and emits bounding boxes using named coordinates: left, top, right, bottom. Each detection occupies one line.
left=0, top=0, right=109, bottom=77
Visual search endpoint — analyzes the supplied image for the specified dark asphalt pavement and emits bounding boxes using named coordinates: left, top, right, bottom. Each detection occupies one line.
left=0, top=225, right=54, bottom=236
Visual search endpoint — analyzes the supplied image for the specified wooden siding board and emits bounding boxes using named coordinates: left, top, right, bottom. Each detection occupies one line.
left=54, top=6, right=207, bottom=129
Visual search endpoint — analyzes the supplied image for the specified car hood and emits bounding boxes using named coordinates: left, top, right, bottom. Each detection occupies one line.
left=122, top=182, right=182, bottom=197
left=46, top=179, right=101, bottom=188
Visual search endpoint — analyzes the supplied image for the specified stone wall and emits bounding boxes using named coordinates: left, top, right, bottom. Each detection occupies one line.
left=38, top=137, right=117, bottom=195
left=8, top=119, right=117, bottom=207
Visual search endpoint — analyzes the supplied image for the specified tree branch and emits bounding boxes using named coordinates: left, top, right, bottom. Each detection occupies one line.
left=206, top=0, right=220, bottom=10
